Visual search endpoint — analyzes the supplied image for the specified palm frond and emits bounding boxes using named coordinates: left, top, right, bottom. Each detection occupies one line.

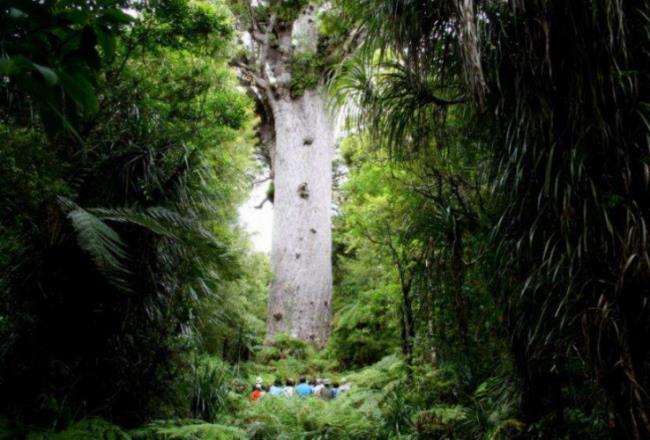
left=60, top=197, right=132, bottom=290
left=90, top=206, right=217, bottom=245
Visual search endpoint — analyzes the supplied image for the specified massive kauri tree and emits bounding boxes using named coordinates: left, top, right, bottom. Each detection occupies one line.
left=232, top=0, right=356, bottom=346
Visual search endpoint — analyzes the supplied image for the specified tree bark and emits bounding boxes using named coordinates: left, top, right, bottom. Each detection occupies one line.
left=234, top=2, right=338, bottom=347
left=266, top=90, right=334, bottom=347
left=399, top=278, right=415, bottom=368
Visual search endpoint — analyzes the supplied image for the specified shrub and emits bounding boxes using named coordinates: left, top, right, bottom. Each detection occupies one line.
left=256, top=334, right=315, bottom=364
left=27, top=418, right=130, bottom=440
left=345, top=355, right=405, bottom=391
left=130, top=420, right=247, bottom=440
left=236, top=395, right=378, bottom=439
left=181, top=356, right=237, bottom=421
left=413, top=406, right=470, bottom=440
left=289, top=52, right=324, bottom=98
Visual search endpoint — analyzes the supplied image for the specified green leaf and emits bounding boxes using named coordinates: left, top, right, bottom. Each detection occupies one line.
left=9, top=7, right=27, bottom=19
left=543, top=144, right=555, bottom=196
left=95, top=27, right=117, bottom=60
left=33, top=63, right=59, bottom=85
left=59, top=32, right=82, bottom=56
left=58, top=70, right=98, bottom=113
left=58, top=8, right=91, bottom=25
left=0, top=57, right=16, bottom=75
left=67, top=208, right=129, bottom=273
left=100, top=9, right=134, bottom=24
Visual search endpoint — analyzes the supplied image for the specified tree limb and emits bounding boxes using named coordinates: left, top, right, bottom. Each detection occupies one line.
left=232, top=60, right=269, bottom=90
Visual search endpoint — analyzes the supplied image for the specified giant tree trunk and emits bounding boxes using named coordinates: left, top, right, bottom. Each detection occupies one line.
left=234, top=2, right=340, bottom=346
left=266, top=90, right=334, bottom=347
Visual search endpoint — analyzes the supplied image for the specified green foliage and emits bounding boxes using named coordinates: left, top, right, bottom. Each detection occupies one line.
left=255, top=356, right=309, bottom=382
left=269, top=0, right=310, bottom=23
left=236, top=392, right=378, bottom=439
left=265, top=334, right=313, bottom=360
left=226, top=353, right=524, bottom=440
left=0, top=0, right=261, bottom=428
left=2, top=352, right=527, bottom=440
left=235, top=0, right=310, bottom=28
left=27, top=418, right=130, bottom=440
left=289, top=51, right=324, bottom=98
left=330, top=243, right=401, bottom=367
left=183, top=356, right=236, bottom=421
left=265, top=182, right=275, bottom=204
left=316, top=6, right=356, bottom=64
left=2, top=0, right=644, bottom=439
left=342, top=355, right=404, bottom=395
left=0, top=0, right=133, bottom=132
left=330, top=0, right=644, bottom=436
left=252, top=335, right=340, bottom=381
left=131, top=420, right=247, bottom=440
left=481, top=2, right=650, bottom=436
left=413, top=406, right=470, bottom=439
left=144, top=0, right=235, bottom=53
left=195, top=250, right=270, bottom=362
left=332, top=131, right=503, bottom=378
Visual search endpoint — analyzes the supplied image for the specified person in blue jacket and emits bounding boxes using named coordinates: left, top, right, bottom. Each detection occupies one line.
left=295, top=377, right=313, bottom=397
left=269, top=378, right=285, bottom=396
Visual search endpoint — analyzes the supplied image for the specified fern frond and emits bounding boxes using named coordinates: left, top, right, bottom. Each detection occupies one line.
left=63, top=200, right=131, bottom=282
left=49, top=418, right=131, bottom=440
left=488, top=418, right=525, bottom=440
left=90, top=206, right=218, bottom=245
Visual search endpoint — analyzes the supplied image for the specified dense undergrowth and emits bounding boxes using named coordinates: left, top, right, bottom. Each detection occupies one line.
left=0, top=344, right=609, bottom=439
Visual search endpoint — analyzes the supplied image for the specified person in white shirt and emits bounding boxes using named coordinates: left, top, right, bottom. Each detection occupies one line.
left=284, top=378, right=295, bottom=397
left=313, top=378, right=324, bottom=397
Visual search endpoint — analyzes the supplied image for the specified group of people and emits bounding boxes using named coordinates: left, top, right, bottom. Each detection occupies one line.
left=249, top=376, right=350, bottom=402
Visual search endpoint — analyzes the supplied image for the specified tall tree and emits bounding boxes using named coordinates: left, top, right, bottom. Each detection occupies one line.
left=233, top=0, right=356, bottom=345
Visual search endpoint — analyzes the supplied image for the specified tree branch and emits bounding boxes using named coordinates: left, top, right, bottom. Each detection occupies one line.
left=326, top=26, right=366, bottom=66
left=255, top=197, right=271, bottom=209
left=232, top=60, right=269, bottom=90
left=259, top=13, right=277, bottom=72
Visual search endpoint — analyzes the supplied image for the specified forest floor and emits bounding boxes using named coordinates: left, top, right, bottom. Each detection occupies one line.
left=127, top=352, right=419, bottom=439
left=7, top=352, right=529, bottom=439
left=220, top=353, right=388, bottom=438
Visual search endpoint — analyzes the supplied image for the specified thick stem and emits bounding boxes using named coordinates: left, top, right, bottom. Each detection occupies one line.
left=266, top=90, right=334, bottom=347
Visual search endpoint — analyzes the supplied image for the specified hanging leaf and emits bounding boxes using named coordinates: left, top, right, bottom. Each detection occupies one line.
left=58, top=70, right=99, bottom=114
left=0, top=57, right=17, bottom=75
left=57, top=8, right=91, bottom=25
left=95, top=26, right=117, bottom=61
left=33, top=63, right=59, bottom=85
left=100, top=9, right=135, bottom=25
left=8, top=7, right=27, bottom=19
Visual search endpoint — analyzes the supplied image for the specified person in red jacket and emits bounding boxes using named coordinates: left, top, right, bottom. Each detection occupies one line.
left=250, top=384, right=263, bottom=401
